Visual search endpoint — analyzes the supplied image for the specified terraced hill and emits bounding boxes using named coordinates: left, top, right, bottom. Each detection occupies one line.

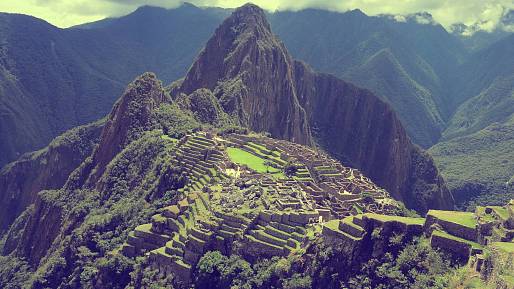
left=119, top=131, right=400, bottom=283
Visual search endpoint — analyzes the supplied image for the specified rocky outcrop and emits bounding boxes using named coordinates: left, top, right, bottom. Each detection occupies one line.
left=176, top=4, right=453, bottom=212
left=11, top=190, right=65, bottom=265
left=177, top=4, right=311, bottom=145
left=0, top=121, right=103, bottom=234
left=81, top=72, right=169, bottom=188
left=176, top=88, right=228, bottom=125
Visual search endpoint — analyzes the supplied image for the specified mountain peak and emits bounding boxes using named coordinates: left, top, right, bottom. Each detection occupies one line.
left=179, top=2, right=278, bottom=95
left=234, top=3, right=266, bottom=17
left=178, top=3, right=311, bottom=145
left=83, top=72, right=168, bottom=188
left=225, top=3, right=271, bottom=34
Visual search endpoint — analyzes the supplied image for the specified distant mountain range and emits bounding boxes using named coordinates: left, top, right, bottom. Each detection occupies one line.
left=0, top=3, right=513, bottom=208
left=450, top=9, right=514, bottom=52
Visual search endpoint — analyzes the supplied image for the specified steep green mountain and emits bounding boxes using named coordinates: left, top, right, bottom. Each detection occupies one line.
left=0, top=120, right=103, bottom=234
left=430, top=117, right=514, bottom=210
left=445, top=34, right=514, bottom=139
left=451, top=33, right=514, bottom=106
left=173, top=4, right=451, bottom=212
left=430, top=34, right=514, bottom=209
left=0, top=3, right=474, bottom=168
left=0, top=13, right=124, bottom=167
left=344, top=48, right=444, bottom=145
left=0, top=2, right=511, bottom=216
left=444, top=75, right=514, bottom=140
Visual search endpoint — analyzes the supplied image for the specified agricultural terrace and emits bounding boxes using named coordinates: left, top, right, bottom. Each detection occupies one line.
left=427, top=210, right=477, bottom=228
left=491, top=242, right=514, bottom=253
left=364, top=213, right=425, bottom=225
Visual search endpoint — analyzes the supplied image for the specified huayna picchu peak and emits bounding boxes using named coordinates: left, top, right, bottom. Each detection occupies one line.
left=177, top=3, right=312, bottom=146
left=0, top=2, right=512, bottom=289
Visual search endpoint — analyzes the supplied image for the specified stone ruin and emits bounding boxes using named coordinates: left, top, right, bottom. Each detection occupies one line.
left=119, top=131, right=406, bottom=287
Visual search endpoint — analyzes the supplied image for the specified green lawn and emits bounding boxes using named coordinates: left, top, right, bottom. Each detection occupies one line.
left=428, top=210, right=477, bottom=228
left=365, top=213, right=425, bottom=225
left=227, top=147, right=285, bottom=179
left=160, top=134, right=178, bottom=142
left=491, top=242, right=514, bottom=253
left=432, top=230, right=482, bottom=249
left=491, top=206, right=509, bottom=220
left=324, top=220, right=340, bottom=231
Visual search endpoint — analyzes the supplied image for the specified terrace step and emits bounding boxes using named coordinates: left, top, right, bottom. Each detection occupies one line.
left=322, top=221, right=363, bottom=241
left=339, top=217, right=365, bottom=238
left=253, top=230, right=288, bottom=247
left=246, top=235, right=284, bottom=255
left=218, top=229, right=237, bottom=239
left=221, top=223, right=243, bottom=234
left=264, top=225, right=291, bottom=240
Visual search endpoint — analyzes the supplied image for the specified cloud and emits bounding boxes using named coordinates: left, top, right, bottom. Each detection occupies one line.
left=393, top=15, right=406, bottom=23
left=0, top=0, right=513, bottom=33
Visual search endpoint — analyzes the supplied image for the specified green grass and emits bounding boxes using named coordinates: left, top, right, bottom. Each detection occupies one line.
left=227, top=147, right=285, bottom=179
left=365, top=213, right=425, bottom=225
left=135, top=223, right=153, bottom=233
left=491, top=206, right=509, bottom=220
left=323, top=220, right=361, bottom=240
left=324, top=220, right=340, bottom=231
left=432, top=230, right=482, bottom=249
left=428, top=210, right=477, bottom=228
left=160, top=134, right=178, bottom=142
left=491, top=242, right=514, bottom=253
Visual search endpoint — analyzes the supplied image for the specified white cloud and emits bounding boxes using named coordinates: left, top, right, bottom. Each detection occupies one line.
left=0, top=0, right=513, bottom=32
left=393, top=15, right=407, bottom=23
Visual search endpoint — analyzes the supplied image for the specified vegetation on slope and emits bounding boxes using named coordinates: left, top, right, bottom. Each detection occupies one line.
left=430, top=117, right=514, bottom=210
left=193, top=237, right=458, bottom=289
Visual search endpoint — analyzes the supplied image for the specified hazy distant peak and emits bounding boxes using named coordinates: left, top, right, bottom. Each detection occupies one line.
left=381, top=12, right=437, bottom=26
left=451, top=9, right=514, bottom=36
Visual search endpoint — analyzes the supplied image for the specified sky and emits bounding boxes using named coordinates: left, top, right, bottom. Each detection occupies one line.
left=1, top=0, right=513, bottom=32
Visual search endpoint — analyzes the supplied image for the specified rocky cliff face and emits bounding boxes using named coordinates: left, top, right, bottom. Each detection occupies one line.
left=81, top=72, right=169, bottom=188
left=0, top=121, right=103, bottom=234
left=177, top=4, right=453, bottom=212
left=178, top=4, right=311, bottom=145
left=293, top=62, right=452, bottom=211
left=293, top=64, right=411, bottom=199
